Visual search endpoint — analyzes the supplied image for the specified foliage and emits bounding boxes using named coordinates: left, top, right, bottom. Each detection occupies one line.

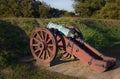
left=73, top=0, right=120, bottom=19
left=73, top=0, right=106, bottom=17
left=95, top=1, right=120, bottom=19
left=0, top=0, right=75, bottom=18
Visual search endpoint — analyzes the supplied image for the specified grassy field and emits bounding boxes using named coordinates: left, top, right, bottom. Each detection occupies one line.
left=0, top=17, right=120, bottom=79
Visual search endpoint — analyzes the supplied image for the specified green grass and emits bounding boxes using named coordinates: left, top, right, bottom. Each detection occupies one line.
left=0, top=17, right=120, bottom=79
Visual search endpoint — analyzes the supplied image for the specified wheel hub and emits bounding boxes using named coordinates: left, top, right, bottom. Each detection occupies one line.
left=39, top=41, right=47, bottom=50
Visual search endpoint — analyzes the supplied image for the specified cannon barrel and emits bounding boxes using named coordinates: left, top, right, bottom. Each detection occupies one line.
left=47, top=22, right=74, bottom=38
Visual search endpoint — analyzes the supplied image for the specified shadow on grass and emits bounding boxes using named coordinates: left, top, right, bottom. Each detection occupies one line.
left=102, top=43, right=120, bottom=59
left=0, top=20, right=30, bottom=66
left=51, top=57, right=78, bottom=66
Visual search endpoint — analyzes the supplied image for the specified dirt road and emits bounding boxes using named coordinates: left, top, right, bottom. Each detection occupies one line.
left=38, top=59, right=120, bottom=79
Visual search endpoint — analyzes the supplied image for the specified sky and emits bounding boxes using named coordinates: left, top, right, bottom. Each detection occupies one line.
left=39, top=0, right=74, bottom=12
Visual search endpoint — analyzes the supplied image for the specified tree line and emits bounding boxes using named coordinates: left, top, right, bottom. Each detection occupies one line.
left=0, top=0, right=75, bottom=18
left=0, top=0, right=120, bottom=19
left=73, top=0, right=120, bottom=19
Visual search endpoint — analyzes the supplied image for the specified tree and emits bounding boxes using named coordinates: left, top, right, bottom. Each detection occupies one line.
left=32, top=0, right=41, bottom=18
left=0, top=0, right=74, bottom=18
left=38, top=2, right=50, bottom=18
left=73, top=0, right=106, bottom=17
left=73, top=0, right=120, bottom=19
left=19, top=0, right=34, bottom=17
left=0, top=0, right=18, bottom=17
left=97, top=0, right=120, bottom=19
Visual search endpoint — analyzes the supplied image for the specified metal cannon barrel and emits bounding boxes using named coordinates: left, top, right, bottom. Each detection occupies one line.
left=47, top=22, right=74, bottom=38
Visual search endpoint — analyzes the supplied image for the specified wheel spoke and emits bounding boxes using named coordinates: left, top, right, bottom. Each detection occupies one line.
left=48, top=44, right=53, bottom=47
left=44, top=33, right=48, bottom=41
left=37, top=33, right=42, bottom=41
left=47, top=38, right=51, bottom=43
left=58, top=45, right=63, bottom=47
left=47, top=47, right=53, bottom=53
left=38, top=50, right=43, bottom=58
left=35, top=48, right=40, bottom=53
left=41, top=31, right=44, bottom=40
left=64, top=53, right=69, bottom=58
left=56, top=35, right=61, bottom=42
left=57, top=38, right=61, bottom=43
left=33, top=38, right=40, bottom=43
left=42, top=50, right=46, bottom=60
left=32, top=44, right=39, bottom=47
left=46, top=50, right=50, bottom=58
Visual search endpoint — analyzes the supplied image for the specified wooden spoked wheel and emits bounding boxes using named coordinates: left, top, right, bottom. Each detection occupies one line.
left=30, top=27, right=57, bottom=63
left=54, top=32, right=76, bottom=60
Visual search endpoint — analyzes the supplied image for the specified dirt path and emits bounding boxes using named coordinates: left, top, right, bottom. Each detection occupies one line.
left=33, top=58, right=120, bottom=79
left=87, top=61, right=120, bottom=79
left=46, top=60, right=95, bottom=77
left=20, top=55, right=120, bottom=79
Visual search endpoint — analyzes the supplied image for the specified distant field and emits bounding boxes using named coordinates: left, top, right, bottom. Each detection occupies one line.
left=0, top=17, right=120, bottom=79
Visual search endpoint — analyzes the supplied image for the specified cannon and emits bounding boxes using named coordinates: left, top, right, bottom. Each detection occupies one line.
left=30, top=22, right=116, bottom=72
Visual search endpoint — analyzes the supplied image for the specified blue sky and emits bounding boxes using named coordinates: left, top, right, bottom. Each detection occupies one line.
left=40, top=0, right=74, bottom=12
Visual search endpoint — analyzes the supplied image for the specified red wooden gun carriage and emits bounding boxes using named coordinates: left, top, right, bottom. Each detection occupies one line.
left=30, top=22, right=116, bottom=72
